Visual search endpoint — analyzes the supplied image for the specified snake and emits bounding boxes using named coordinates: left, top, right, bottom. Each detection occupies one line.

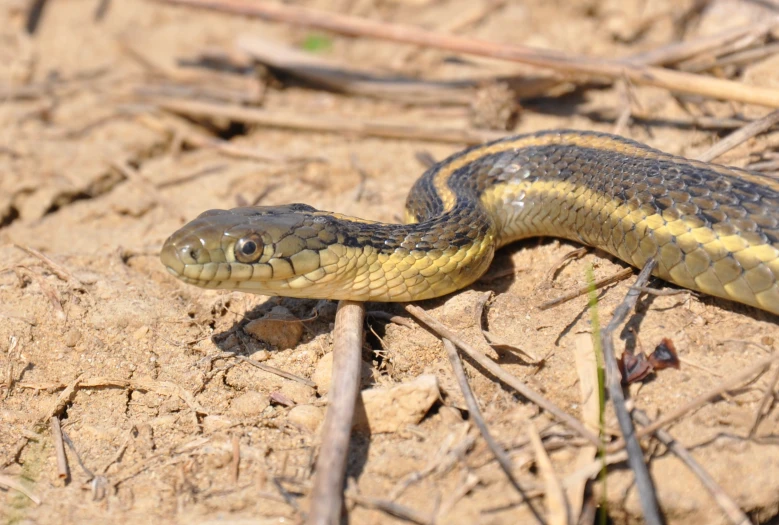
left=160, top=130, right=779, bottom=316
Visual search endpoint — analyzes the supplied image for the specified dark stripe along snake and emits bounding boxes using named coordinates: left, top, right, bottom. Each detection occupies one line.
left=160, top=130, right=779, bottom=316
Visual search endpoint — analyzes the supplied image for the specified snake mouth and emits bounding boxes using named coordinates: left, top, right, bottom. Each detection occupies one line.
left=165, top=266, right=183, bottom=278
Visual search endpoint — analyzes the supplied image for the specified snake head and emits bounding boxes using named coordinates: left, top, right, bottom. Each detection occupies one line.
left=160, top=204, right=339, bottom=294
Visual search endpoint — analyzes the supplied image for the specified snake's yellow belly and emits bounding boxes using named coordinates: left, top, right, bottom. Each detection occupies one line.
left=160, top=130, right=779, bottom=315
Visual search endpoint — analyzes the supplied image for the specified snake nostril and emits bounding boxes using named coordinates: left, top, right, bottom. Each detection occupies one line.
left=177, top=245, right=201, bottom=263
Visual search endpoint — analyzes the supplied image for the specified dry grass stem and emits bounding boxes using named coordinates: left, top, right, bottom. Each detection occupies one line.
left=538, top=267, right=634, bottom=311
left=156, top=0, right=779, bottom=108
left=697, top=109, right=779, bottom=162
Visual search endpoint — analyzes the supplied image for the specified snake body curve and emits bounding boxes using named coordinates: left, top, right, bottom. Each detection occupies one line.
left=160, top=130, right=779, bottom=315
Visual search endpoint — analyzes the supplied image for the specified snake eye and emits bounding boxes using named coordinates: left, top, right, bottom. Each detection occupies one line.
left=234, top=234, right=263, bottom=263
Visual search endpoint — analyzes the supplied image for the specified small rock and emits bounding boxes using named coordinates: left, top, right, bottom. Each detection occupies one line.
left=354, top=375, right=440, bottom=433
left=229, top=391, right=270, bottom=417
left=312, top=352, right=334, bottom=395
left=270, top=391, right=296, bottom=407
left=63, top=329, right=81, bottom=347
left=244, top=306, right=303, bottom=349
left=438, top=405, right=465, bottom=425
left=250, top=349, right=271, bottom=362
left=279, top=381, right=315, bottom=405
left=470, top=81, right=520, bottom=131
left=202, top=415, right=233, bottom=433
left=204, top=448, right=233, bottom=470
left=288, top=404, right=324, bottom=433
left=133, top=325, right=150, bottom=340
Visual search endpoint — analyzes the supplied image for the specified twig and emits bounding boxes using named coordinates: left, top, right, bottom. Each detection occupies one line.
left=696, top=109, right=779, bottom=162
left=135, top=82, right=261, bottom=106
left=21, top=376, right=208, bottom=418
left=626, top=21, right=775, bottom=67
left=61, top=432, right=96, bottom=480
left=42, top=374, right=85, bottom=423
left=182, top=133, right=327, bottom=164
left=346, top=492, right=433, bottom=525
left=607, top=349, right=779, bottom=452
left=405, top=305, right=601, bottom=447
left=154, top=0, right=779, bottom=108
left=569, top=334, right=602, bottom=524
left=273, top=477, right=304, bottom=515
left=50, top=416, right=69, bottom=481
left=631, top=409, right=750, bottom=525
left=232, top=434, right=241, bottom=484
left=110, top=160, right=187, bottom=222
left=546, top=247, right=588, bottom=283
left=587, top=109, right=765, bottom=131
left=366, top=310, right=415, bottom=329
left=527, top=421, right=571, bottom=525
left=14, top=266, right=66, bottom=320
left=0, top=474, right=41, bottom=505
left=392, top=0, right=507, bottom=67
left=236, top=355, right=316, bottom=388
left=561, top=450, right=629, bottom=489
left=538, top=267, right=634, bottom=311
left=748, top=363, right=779, bottom=437
left=630, top=285, right=696, bottom=298
left=308, top=300, right=365, bottom=525
left=153, top=98, right=507, bottom=144
left=709, top=41, right=779, bottom=70
left=441, top=338, right=543, bottom=521
left=612, top=78, right=634, bottom=136
left=747, top=158, right=779, bottom=173
left=482, top=330, right=542, bottom=363
left=100, top=428, right=134, bottom=474
left=13, top=245, right=85, bottom=290
left=236, top=35, right=473, bottom=105
left=599, top=259, right=662, bottom=525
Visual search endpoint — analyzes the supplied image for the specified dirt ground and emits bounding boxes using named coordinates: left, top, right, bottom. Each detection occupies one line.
left=2, top=0, right=779, bottom=523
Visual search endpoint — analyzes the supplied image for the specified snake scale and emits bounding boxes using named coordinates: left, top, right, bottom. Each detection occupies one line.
left=160, top=130, right=779, bottom=315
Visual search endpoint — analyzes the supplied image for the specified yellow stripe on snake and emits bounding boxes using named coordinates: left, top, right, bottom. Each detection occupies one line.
left=160, top=130, right=779, bottom=315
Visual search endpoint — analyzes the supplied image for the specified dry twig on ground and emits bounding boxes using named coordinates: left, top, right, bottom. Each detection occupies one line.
left=598, top=259, right=662, bottom=525
left=308, top=301, right=365, bottom=525
left=155, top=0, right=779, bottom=108
left=697, top=109, right=779, bottom=163
left=441, top=338, right=543, bottom=521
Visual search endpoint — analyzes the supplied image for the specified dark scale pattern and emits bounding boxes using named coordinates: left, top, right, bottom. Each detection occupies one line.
left=417, top=136, right=779, bottom=254
left=325, top=203, right=493, bottom=255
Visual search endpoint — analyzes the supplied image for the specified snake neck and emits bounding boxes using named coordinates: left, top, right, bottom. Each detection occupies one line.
left=310, top=204, right=500, bottom=301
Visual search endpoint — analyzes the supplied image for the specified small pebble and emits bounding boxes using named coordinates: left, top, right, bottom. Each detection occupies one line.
left=312, top=352, right=334, bottom=395
left=288, top=404, right=324, bottom=433
left=229, top=391, right=270, bottom=417
left=133, top=325, right=150, bottom=340
left=354, top=374, right=440, bottom=433
left=438, top=405, right=465, bottom=425
left=202, top=415, right=233, bottom=433
left=244, top=306, right=303, bottom=349
left=280, top=381, right=315, bottom=405
left=250, top=349, right=271, bottom=362
left=63, top=329, right=81, bottom=347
